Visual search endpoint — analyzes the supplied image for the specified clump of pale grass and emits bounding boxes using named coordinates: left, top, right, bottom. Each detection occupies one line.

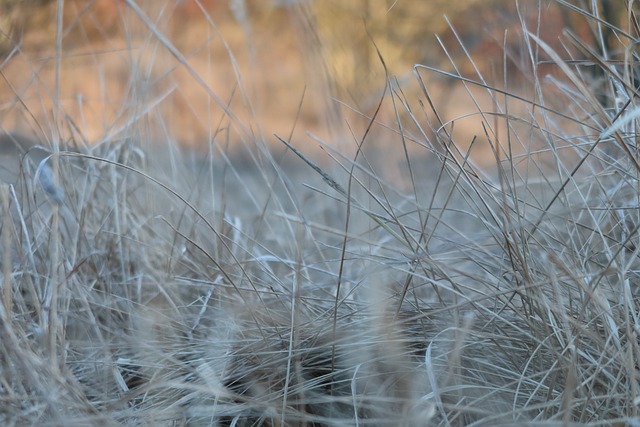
left=2, top=1, right=640, bottom=426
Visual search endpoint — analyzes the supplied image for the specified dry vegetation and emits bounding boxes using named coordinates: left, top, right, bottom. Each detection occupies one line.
left=2, top=0, right=640, bottom=426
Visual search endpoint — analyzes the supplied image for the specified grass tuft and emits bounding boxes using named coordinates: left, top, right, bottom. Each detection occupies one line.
left=2, top=1, right=640, bottom=426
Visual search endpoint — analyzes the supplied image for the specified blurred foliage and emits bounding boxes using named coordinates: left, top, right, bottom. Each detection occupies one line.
left=238, top=0, right=634, bottom=107
left=0, top=0, right=636, bottom=146
left=1, top=0, right=632, bottom=94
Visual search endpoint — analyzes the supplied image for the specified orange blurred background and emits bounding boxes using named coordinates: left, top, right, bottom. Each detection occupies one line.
left=0, top=1, right=628, bottom=161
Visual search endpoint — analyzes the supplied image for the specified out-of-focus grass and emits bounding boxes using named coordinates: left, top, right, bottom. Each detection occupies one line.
left=1, top=1, right=640, bottom=426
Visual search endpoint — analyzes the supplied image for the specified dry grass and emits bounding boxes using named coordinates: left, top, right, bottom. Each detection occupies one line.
left=1, top=1, right=640, bottom=426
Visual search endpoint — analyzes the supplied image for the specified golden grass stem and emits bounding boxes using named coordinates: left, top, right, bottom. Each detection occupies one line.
left=1, top=185, right=11, bottom=317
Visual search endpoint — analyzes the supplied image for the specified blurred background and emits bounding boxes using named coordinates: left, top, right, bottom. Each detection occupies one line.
left=0, top=1, right=629, bottom=162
